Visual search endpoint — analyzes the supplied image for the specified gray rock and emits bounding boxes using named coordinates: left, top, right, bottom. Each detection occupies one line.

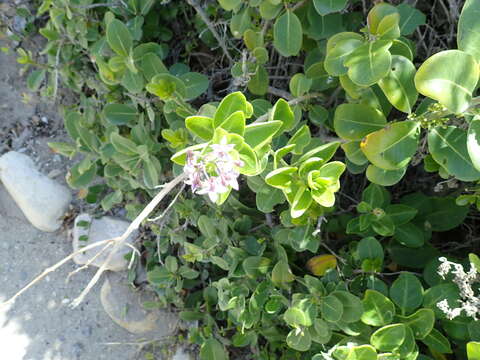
left=100, top=272, right=179, bottom=335
left=0, top=151, right=71, bottom=232
left=172, top=347, right=191, bottom=360
left=72, top=213, right=137, bottom=272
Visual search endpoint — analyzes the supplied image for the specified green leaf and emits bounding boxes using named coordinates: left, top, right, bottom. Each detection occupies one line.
left=230, top=7, right=252, bottom=38
left=378, top=55, right=418, bottom=113
left=266, top=167, right=297, bottom=189
left=325, top=37, right=364, bottom=76
left=291, top=186, right=313, bottom=218
left=217, top=0, right=241, bottom=11
left=414, top=50, right=479, bottom=113
left=330, top=291, right=363, bottom=323
left=242, top=256, right=271, bottom=278
left=103, top=104, right=137, bottom=125
left=361, top=121, right=420, bottom=170
left=284, top=307, right=309, bottom=327
left=468, top=118, right=480, bottom=171
left=143, top=158, right=158, bottom=188
left=366, top=165, right=406, bottom=186
left=214, top=92, right=248, bottom=127
left=397, top=308, right=435, bottom=339
left=428, top=126, right=480, bottom=181
left=468, top=342, right=480, bottom=360
left=200, top=338, right=228, bottom=360
left=287, top=125, right=311, bottom=155
left=110, top=133, right=138, bottom=155
left=270, top=98, right=295, bottom=133
left=286, top=328, right=312, bottom=352
left=458, top=0, right=480, bottom=62
left=180, top=72, right=209, bottom=100
left=219, top=111, right=246, bottom=136
left=313, top=0, right=348, bottom=15
left=273, top=10, right=303, bottom=57
left=272, top=260, right=295, bottom=285
left=390, top=273, right=423, bottom=315
left=425, top=197, right=469, bottom=232
left=397, top=3, right=426, bottom=36
left=147, top=73, right=186, bottom=100
left=385, top=204, right=417, bottom=225
left=421, top=328, right=452, bottom=354
left=423, top=283, right=460, bottom=318
left=244, top=121, right=282, bottom=149
left=122, top=69, right=144, bottom=93
left=106, top=19, right=132, bottom=57
left=357, top=236, right=384, bottom=262
left=289, top=73, right=312, bottom=97
left=367, top=3, right=398, bottom=35
left=247, top=65, right=269, bottom=95
left=393, top=223, right=424, bottom=248
left=342, top=141, right=369, bottom=165
left=334, top=104, right=387, bottom=141
left=361, top=289, right=396, bottom=326
left=141, top=53, right=168, bottom=81
left=371, top=323, right=406, bottom=352
left=48, top=142, right=76, bottom=158
left=321, top=294, right=344, bottom=322
left=344, top=40, right=392, bottom=86
left=185, top=116, right=214, bottom=141
left=27, top=69, right=46, bottom=91
left=362, top=183, right=390, bottom=208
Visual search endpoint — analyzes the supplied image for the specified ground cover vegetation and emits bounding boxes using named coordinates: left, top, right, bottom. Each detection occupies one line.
left=3, top=0, right=480, bottom=358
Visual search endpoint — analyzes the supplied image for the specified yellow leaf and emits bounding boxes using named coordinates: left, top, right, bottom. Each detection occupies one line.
left=306, top=254, right=337, bottom=276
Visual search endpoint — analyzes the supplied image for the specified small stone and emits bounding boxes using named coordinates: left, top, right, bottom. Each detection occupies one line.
left=72, top=213, right=138, bottom=272
left=0, top=151, right=71, bottom=232
left=100, top=272, right=178, bottom=335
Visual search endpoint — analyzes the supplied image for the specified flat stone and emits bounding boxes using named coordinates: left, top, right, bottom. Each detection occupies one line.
left=72, top=213, right=137, bottom=272
left=0, top=151, right=71, bottom=232
left=100, top=272, right=179, bottom=335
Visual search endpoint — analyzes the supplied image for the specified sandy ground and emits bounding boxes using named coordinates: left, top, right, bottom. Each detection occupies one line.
left=0, top=40, right=160, bottom=360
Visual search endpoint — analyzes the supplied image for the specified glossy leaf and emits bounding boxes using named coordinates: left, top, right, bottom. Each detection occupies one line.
left=371, top=323, right=406, bottom=352
left=397, top=3, right=426, bottom=36
left=361, top=121, right=420, bottom=170
left=378, top=55, right=418, bottom=113
left=458, top=0, right=480, bottom=62
left=334, top=104, right=387, bottom=141
left=414, top=50, right=479, bottom=113
left=361, top=289, right=396, bottom=326
left=106, top=19, right=132, bottom=57
left=321, top=294, right=344, bottom=322
left=397, top=308, right=435, bottom=339
left=313, top=0, right=348, bottom=15
left=421, top=328, right=452, bottom=354
left=468, top=342, right=480, bottom=360
left=325, top=38, right=364, bottom=76
left=344, top=40, right=392, bottom=86
left=103, top=104, right=137, bottom=125
left=273, top=11, right=303, bottom=57
left=200, top=338, right=228, bottom=360
left=214, top=92, right=249, bottom=127
left=428, top=126, right=480, bottom=181
left=366, top=165, right=406, bottom=186
left=468, top=118, right=480, bottom=171
left=185, top=116, right=214, bottom=141
left=390, top=273, right=424, bottom=315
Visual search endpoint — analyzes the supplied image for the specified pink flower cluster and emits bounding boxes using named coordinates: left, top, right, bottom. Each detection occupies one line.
left=184, top=141, right=244, bottom=202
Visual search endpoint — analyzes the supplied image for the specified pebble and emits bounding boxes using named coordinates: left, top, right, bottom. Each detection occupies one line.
left=100, top=272, right=178, bottom=335
left=72, top=213, right=138, bottom=272
left=0, top=151, right=71, bottom=232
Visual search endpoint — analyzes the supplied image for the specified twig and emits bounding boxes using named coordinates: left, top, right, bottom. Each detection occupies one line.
left=70, top=173, right=186, bottom=308
left=66, top=241, right=115, bottom=282
left=253, top=92, right=325, bottom=123
left=187, top=0, right=233, bottom=64
left=268, top=86, right=293, bottom=100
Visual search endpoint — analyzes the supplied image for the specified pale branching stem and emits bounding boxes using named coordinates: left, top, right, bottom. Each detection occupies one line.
left=66, top=241, right=115, bottom=282
left=1, top=238, right=115, bottom=306
left=187, top=0, right=234, bottom=64
left=70, top=173, right=186, bottom=308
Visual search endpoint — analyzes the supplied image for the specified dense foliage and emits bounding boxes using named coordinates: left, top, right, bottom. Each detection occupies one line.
left=4, top=0, right=480, bottom=359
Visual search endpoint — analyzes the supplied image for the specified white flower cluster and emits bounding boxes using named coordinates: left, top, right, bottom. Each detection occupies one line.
left=183, top=140, right=244, bottom=203
left=436, top=257, right=480, bottom=320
